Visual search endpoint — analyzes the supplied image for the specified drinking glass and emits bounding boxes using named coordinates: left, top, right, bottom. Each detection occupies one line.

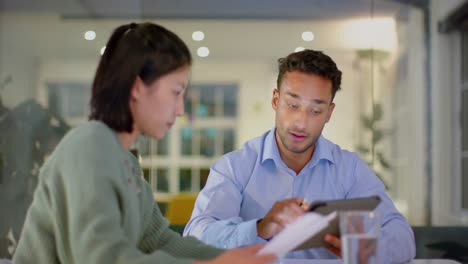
left=339, top=210, right=380, bottom=264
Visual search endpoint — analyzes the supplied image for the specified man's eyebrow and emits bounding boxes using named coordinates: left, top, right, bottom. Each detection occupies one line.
left=285, top=91, right=300, bottom=99
left=311, top=99, right=327, bottom=104
left=285, top=91, right=327, bottom=104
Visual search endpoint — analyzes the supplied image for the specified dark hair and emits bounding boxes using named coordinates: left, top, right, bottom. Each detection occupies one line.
left=89, top=22, right=192, bottom=132
left=277, top=49, right=342, bottom=100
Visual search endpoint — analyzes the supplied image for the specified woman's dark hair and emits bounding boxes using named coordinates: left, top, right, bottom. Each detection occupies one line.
left=276, top=49, right=342, bottom=100
left=89, top=22, right=192, bottom=132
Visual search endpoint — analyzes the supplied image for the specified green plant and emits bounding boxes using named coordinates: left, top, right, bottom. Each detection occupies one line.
left=356, top=103, right=391, bottom=189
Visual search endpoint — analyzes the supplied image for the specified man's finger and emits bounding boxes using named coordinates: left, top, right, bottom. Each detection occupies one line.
left=324, top=234, right=341, bottom=248
left=272, top=214, right=290, bottom=227
left=326, top=245, right=341, bottom=256
left=324, top=234, right=342, bottom=257
left=300, top=198, right=310, bottom=210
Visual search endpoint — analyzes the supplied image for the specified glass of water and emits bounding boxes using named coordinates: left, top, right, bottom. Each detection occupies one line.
left=339, top=211, right=380, bottom=264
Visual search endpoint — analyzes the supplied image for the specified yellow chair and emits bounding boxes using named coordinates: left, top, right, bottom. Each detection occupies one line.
left=165, top=192, right=198, bottom=225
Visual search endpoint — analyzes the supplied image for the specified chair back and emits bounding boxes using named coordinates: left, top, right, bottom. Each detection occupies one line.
left=165, top=192, right=198, bottom=225
left=412, top=226, right=468, bottom=263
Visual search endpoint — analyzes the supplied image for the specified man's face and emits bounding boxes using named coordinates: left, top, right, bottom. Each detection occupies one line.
left=272, top=71, right=335, bottom=157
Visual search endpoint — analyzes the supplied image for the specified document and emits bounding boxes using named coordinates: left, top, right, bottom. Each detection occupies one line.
left=257, top=211, right=337, bottom=257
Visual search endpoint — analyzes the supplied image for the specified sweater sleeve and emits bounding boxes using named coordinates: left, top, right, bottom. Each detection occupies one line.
left=57, top=137, right=221, bottom=264
left=13, top=176, right=61, bottom=264
left=139, top=203, right=224, bottom=259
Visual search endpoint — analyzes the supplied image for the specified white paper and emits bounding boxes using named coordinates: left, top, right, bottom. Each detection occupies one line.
left=257, top=212, right=337, bottom=257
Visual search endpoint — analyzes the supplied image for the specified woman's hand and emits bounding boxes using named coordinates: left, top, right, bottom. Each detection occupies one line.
left=194, top=245, right=277, bottom=264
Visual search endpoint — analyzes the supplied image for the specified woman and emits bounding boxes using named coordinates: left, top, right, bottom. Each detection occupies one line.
left=13, top=22, right=276, bottom=264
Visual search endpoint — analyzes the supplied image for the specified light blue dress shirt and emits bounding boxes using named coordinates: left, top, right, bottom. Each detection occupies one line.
left=184, top=129, right=415, bottom=263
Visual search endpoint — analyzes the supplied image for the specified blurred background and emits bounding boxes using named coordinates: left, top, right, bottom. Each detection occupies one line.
left=1, top=0, right=467, bottom=260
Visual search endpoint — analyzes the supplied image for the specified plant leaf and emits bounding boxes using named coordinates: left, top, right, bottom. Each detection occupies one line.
left=356, top=145, right=370, bottom=154
left=373, top=103, right=383, bottom=121
left=377, top=152, right=390, bottom=169
left=373, top=130, right=383, bottom=144
left=361, top=116, right=374, bottom=130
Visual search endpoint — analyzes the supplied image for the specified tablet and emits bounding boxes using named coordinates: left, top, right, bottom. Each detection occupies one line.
left=293, top=195, right=381, bottom=251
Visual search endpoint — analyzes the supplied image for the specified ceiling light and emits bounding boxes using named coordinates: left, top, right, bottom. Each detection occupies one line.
left=302, top=31, right=314, bottom=42
left=342, top=17, right=397, bottom=51
left=192, top=31, right=205, bottom=41
left=295, top=47, right=305, bottom=52
left=197, top=47, right=210, bottom=57
left=100, top=46, right=106, bottom=55
left=84, top=30, right=96, bottom=41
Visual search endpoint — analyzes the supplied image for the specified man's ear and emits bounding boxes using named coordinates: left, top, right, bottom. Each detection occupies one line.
left=272, top=88, right=279, bottom=110
left=326, top=102, right=335, bottom=123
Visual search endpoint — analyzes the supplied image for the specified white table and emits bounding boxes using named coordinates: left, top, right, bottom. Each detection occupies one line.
left=1, top=258, right=462, bottom=264
left=281, top=260, right=462, bottom=264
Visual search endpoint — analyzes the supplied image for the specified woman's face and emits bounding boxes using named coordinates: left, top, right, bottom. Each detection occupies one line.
left=130, top=66, right=190, bottom=139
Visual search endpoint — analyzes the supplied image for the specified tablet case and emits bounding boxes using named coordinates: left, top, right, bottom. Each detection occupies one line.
left=293, top=195, right=381, bottom=251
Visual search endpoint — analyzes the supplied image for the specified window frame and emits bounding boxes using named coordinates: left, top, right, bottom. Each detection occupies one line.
left=139, top=83, right=239, bottom=202
left=41, top=75, right=239, bottom=203
left=454, top=30, right=468, bottom=217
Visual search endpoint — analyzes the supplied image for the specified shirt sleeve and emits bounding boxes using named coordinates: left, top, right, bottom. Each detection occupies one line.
left=348, top=155, right=416, bottom=264
left=183, top=157, right=268, bottom=248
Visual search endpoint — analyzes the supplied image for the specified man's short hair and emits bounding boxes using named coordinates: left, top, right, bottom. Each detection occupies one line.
left=277, top=49, right=342, bottom=100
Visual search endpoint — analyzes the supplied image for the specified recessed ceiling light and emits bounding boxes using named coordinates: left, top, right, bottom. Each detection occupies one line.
left=100, top=46, right=106, bottom=55
left=84, top=30, right=96, bottom=41
left=197, top=47, right=210, bottom=57
left=302, top=31, right=314, bottom=42
left=192, top=31, right=205, bottom=41
left=295, top=47, right=305, bottom=52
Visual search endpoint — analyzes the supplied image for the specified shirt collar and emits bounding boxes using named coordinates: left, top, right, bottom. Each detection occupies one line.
left=262, top=128, right=282, bottom=164
left=308, top=135, right=335, bottom=168
left=261, top=128, right=335, bottom=168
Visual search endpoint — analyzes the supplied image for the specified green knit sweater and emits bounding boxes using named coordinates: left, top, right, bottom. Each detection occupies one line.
left=13, top=121, right=223, bottom=263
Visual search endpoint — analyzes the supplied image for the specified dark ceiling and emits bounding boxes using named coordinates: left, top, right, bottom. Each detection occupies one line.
left=0, top=0, right=423, bottom=20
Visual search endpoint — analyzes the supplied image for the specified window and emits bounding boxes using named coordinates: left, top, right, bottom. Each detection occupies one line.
left=47, top=82, right=238, bottom=201
left=460, top=31, right=468, bottom=210
left=452, top=30, right=468, bottom=213
left=437, top=1, right=468, bottom=223
left=135, top=83, right=239, bottom=201
left=47, top=82, right=91, bottom=126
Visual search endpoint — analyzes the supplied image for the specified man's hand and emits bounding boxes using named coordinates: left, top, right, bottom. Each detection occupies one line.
left=324, top=234, right=342, bottom=257
left=256, top=197, right=307, bottom=240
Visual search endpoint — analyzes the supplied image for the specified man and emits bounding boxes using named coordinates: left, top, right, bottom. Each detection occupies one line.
left=184, top=49, right=415, bottom=262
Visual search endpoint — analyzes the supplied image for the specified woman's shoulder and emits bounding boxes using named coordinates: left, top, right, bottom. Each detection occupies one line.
left=42, top=121, right=127, bottom=185
left=48, top=121, right=124, bottom=168
left=59, top=121, right=119, bottom=150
